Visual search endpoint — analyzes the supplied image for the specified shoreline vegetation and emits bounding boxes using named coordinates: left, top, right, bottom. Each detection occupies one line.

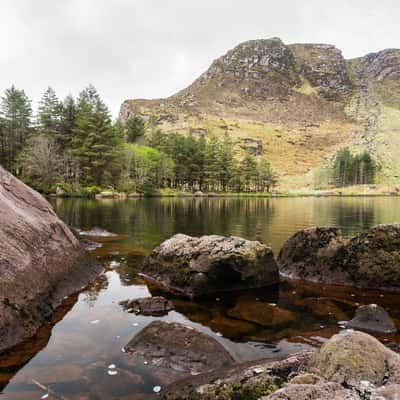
left=1, top=85, right=384, bottom=199
left=49, top=185, right=400, bottom=199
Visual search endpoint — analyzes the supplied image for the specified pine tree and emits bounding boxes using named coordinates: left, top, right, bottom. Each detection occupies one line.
left=217, top=133, right=236, bottom=191
left=71, top=85, right=123, bottom=185
left=126, top=115, right=146, bottom=143
left=37, top=87, right=62, bottom=141
left=0, top=86, right=32, bottom=173
left=204, top=134, right=221, bottom=191
left=241, top=152, right=258, bottom=192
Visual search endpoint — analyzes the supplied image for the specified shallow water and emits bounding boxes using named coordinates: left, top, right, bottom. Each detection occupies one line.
left=2, top=197, right=400, bottom=399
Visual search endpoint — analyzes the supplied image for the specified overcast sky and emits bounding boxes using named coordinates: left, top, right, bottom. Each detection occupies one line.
left=1, top=0, right=398, bottom=116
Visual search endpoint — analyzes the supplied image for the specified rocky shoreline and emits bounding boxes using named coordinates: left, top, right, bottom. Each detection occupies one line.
left=2, top=166, right=400, bottom=398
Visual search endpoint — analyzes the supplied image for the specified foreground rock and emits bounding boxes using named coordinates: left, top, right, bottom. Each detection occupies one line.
left=159, top=331, right=400, bottom=399
left=278, top=224, right=400, bottom=291
left=0, top=167, right=101, bottom=353
left=141, top=234, right=279, bottom=298
left=119, top=296, right=174, bottom=316
left=123, top=321, right=234, bottom=384
left=347, top=304, right=397, bottom=334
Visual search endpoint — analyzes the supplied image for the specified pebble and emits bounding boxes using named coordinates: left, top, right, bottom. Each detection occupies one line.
left=108, top=370, right=118, bottom=376
left=108, top=364, right=116, bottom=369
left=90, top=320, right=100, bottom=324
left=216, top=332, right=223, bottom=337
left=121, top=347, right=126, bottom=353
left=132, top=322, right=139, bottom=327
left=153, top=386, right=162, bottom=393
left=41, top=395, right=49, bottom=400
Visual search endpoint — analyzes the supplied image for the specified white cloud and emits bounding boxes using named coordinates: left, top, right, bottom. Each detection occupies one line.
left=0, top=0, right=399, bottom=116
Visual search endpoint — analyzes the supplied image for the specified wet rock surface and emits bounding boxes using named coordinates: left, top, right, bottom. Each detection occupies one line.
left=158, top=331, right=400, bottom=399
left=347, top=304, right=397, bottom=334
left=141, top=234, right=279, bottom=298
left=123, top=321, right=234, bottom=385
left=0, top=167, right=101, bottom=353
left=119, top=296, right=174, bottom=316
left=278, top=224, right=400, bottom=291
left=277, top=227, right=349, bottom=284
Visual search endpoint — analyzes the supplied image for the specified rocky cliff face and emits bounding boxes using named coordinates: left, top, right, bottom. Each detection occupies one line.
left=0, top=167, right=101, bottom=353
left=120, top=38, right=400, bottom=188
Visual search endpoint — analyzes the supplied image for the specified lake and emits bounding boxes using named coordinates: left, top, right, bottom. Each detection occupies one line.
left=1, top=196, right=400, bottom=399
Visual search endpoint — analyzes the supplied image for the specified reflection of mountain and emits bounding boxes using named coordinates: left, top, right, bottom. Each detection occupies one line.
left=0, top=295, right=79, bottom=391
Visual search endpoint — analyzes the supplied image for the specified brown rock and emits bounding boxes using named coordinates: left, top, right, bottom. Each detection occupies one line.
left=0, top=167, right=101, bottom=353
left=228, top=299, right=295, bottom=327
left=124, top=321, right=234, bottom=383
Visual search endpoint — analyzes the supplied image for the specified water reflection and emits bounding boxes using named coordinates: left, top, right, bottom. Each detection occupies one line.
left=1, top=197, right=400, bottom=399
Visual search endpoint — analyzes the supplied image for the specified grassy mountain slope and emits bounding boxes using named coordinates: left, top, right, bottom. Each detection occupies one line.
left=120, top=38, right=400, bottom=189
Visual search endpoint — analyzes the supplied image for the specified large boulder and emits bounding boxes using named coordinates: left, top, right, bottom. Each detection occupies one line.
left=277, top=227, right=349, bottom=284
left=0, top=167, right=101, bottom=353
left=307, top=330, right=400, bottom=387
left=141, top=234, right=279, bottom=298
left=347, top=304, right=397, bottom=334
left=123, top=321, right=235, bottom=385
left=278, top=224, right=400, bottom=291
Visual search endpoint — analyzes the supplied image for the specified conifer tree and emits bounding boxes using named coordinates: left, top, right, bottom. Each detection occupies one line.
left=0, top=86, right=32, bottom=173
left=37, top=87, right=62, bottom=141
left=71, top=85, right=123, bottom=185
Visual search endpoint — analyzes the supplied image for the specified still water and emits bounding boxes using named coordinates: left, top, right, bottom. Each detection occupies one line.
left=1, top=197, right=400, bottom=399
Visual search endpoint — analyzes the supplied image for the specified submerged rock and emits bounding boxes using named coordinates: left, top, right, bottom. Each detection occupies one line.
left=141, top=234, right=279, bottom=298
left=123, top=321, right=234, bottom=384
left=347, top=304, right=397, bottom=334
left=0, top=167, right=101, bottom=353
left=119, top=296, right=174, bottom=316
left=278, top=224, right=400, bottom=291
left=227, top=300, right=295, bottom=327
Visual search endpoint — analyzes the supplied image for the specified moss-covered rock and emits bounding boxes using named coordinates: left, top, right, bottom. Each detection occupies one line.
left=278, top=224, right=400, bottom=291
left=141, top=234, right=279, bottom=298
left=308, top=330, right=400, bottom=387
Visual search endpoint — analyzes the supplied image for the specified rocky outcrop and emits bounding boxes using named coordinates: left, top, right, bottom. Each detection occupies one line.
left=347, top=304, right=397, bottom=334
left=278, top=224, right=400, bottom=291
left=355, top=49, right=400, bottom=81
left=159, top=331, right=400, bottom=400
left=119, top=296, right=174, bottom=316
left=140, top=234, right=279, bottom=298
left=123, top=321, right=234, bottom=385
left=0, top=167, right=101, bottom=353
left=290, top=43, right=352, bottom=99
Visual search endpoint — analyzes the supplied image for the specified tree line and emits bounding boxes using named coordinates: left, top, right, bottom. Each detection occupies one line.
left=0, top=85, right=277, bottom=195
left=332, top=147, right=377, bottom=187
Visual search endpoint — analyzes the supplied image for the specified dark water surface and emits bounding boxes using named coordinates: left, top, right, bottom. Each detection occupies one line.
left=2, top=197, right=400, bottom=399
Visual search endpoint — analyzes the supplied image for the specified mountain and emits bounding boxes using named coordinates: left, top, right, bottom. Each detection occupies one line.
left=119, top=38, right=400, bottom=189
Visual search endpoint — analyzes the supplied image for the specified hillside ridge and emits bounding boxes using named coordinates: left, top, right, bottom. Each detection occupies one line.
left=120, top=38, right=400, bottom=189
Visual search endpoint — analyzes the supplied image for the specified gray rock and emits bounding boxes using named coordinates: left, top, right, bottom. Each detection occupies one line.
left=119, top=296, right=174, bottom=316
left=347, top=304, right=397, bottom=334
left=0, top=167, right=101, bottom=353
left=141, top=234, right=279, bottom=298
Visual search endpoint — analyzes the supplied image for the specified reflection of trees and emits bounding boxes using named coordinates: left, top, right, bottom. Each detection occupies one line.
left=82, top=274, right=109, bottom=307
